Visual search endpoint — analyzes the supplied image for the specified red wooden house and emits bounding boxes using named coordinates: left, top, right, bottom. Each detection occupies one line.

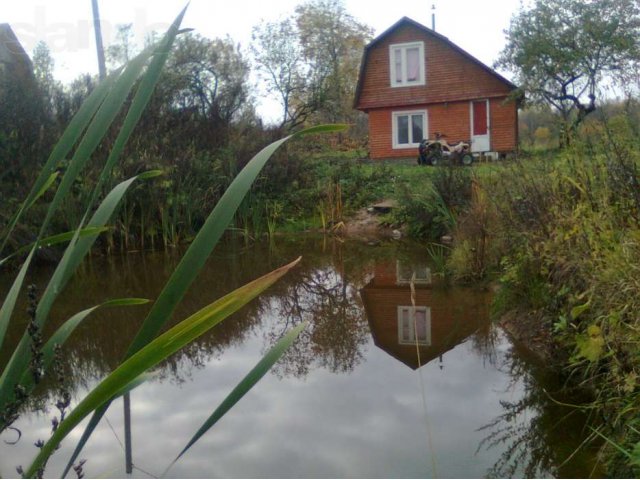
left=354, top=17, right=519, bottom=160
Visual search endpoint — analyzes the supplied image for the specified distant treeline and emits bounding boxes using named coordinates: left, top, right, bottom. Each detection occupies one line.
left=0, top=0, right=375, bottom=250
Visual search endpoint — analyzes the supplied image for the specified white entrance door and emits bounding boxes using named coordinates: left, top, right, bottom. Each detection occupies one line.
left=470, top=100, right=490, bottom=152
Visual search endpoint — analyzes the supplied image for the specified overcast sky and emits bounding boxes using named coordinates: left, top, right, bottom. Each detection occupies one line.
left=3, top=0, right=523, bottom=121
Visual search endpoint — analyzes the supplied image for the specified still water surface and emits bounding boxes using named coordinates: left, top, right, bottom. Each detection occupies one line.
left=0, top=237, right=600, bottom=478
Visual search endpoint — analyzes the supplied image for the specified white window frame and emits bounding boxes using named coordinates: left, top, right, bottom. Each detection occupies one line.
left=397, top=306, right=431, bottom=346
left=389, top=41, right=425, bottom=87
left=392, top=110, right=427, bottom=149
left=396, top=260, right=432, bottom=286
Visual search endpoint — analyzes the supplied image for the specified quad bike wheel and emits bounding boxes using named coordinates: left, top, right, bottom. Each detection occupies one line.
left=427, top=145, right=443, bottom=166
left=461, top=153, right=473, bottom=166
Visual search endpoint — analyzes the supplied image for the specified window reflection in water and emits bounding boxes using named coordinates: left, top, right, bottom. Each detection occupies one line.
left=360, top=258, right=488, bottom=370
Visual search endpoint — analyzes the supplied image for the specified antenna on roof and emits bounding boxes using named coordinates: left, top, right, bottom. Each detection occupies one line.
left=431, top=4, right=436, bottom=31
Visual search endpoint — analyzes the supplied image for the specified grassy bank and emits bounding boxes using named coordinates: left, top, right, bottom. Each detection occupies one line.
left=2, top=143, right=396, bottom=255
left=397, top=117, right=640, bottom=476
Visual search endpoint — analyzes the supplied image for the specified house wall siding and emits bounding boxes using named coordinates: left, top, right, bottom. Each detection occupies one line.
left=357, top=23, right=513, bottom=111
left=360, top=280, right=490, bottom=369
left=368, top=97, right=517, bottom=160
left=489, top=97, right=518, bottom=152
left=0, top=24, right=34, bottom=84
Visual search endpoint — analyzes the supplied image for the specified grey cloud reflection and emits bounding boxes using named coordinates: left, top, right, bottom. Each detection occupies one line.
left=0, top=238, right=599, bottom=478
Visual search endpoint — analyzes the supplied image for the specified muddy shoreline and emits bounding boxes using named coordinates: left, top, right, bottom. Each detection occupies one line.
left=498, top=309, right=567, bottom=365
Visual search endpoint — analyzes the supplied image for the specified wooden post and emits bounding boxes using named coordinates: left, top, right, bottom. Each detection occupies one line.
left=124, top=392, right=133, bottom=474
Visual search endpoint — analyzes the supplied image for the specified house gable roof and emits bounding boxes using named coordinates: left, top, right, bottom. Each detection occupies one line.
left=354, top=16, right=517, bottom=108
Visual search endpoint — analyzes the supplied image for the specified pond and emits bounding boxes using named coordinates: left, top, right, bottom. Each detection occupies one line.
left=0, top=236, right=601, bottom=478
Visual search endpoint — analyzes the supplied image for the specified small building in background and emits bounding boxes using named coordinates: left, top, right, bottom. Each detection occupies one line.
left=354, top=17, right=519, bottom=161
left=0, top=23, right=35, bottom=82
left=0, top=23, right=43, bottom=190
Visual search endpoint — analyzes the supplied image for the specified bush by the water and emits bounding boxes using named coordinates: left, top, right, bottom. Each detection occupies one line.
left=393, top=164, right=472, bottom=240
left=462, top=111, right=640, bottom=476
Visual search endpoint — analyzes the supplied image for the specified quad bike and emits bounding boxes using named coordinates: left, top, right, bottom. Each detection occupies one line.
left=418, top=133, right=473, bottom=166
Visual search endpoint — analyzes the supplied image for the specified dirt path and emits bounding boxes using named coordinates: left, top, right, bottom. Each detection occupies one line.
left=343, top=200, right=399, bottom=239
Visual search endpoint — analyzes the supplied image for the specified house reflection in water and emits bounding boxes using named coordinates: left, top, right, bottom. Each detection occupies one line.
left=360, top=259, right=490, bottom=370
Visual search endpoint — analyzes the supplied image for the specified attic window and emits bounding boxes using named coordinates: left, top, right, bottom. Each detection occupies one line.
left=390, top=41, right=425, bottom=87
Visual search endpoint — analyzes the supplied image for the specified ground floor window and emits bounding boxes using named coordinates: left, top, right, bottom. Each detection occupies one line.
left=392, top=110, right=427, bottom=149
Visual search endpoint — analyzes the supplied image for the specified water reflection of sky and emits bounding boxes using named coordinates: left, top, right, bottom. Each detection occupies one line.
left=0, top=239, right=598, bottom=478
left=2, top=327, right=521, bottom=478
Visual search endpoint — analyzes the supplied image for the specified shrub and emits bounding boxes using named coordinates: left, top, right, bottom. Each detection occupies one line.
left=393, top=164, right=472, bottom=240
left=483, top=112, right=640, bottom=476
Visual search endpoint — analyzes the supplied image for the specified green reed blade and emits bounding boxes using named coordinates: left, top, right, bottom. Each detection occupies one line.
left=62, top=124, right=347, bottom=477
left=24, top=171, right=59, bottom=212
left=36, top=36, right=160, bottom=242
left=45, top=0, right=185, bottom=324
left=111, top=372, right=154, bottom=400
left=39, top=176, right=145, bottom=329
left=0, top=45, right=159, bottom=406
left=0, top=67, right=124, bottom=363
left=0, top=174, right=147, bottom=408
left=16, top=298, right=150, bottom=396
left=127, top=124, right=346, bottom=356
left=0, top=249, right=35, bottom=355
left=25, top=257, right=301, bottom=478
left=85, top=7, right=187, bottom=216
left=170, top=321, right=307, bottom=468
left=0, top=227, right=108, bottom=268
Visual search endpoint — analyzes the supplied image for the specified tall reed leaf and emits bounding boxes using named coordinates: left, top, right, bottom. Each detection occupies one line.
left=0, top=174, right=153, bottom=408
left=168, top=321, right=308, bottom=470
left=0, top=227, right=108, bottom=268
left=24, top=172, right=59, bottom=212
left=0, top=17, right=173, bottom=407
left=0, top=249, right=35, bottom=353
left=83, top=6, right=188, bottom=217
left=17, top=298, right=150, bottom=396
left=128, top=124, right=344, bottom=355
left=63, top=124, right=346, bottom=476
left=25, top=257, right=301, bottom=478
left=36, top=51, right=154, bottom=239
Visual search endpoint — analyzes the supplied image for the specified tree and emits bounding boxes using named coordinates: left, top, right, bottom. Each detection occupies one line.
left=102, top=29, right=253, bottom=152
left=294, top=0, right=373, bottom=124
left=32, top=42, right=56, bottom=100
left=251, top=0, right=373, bottom=130
left=106, top=23, right=136, bottom=69
left=251, top=18, right=322, bottom=129
left=497, top=0, right=640, bottom=144
left=32, top=42, right=70, bottom=122
left=0, top=43, right=46, bottom=189
left=167, top=33, right=251, bottom=125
